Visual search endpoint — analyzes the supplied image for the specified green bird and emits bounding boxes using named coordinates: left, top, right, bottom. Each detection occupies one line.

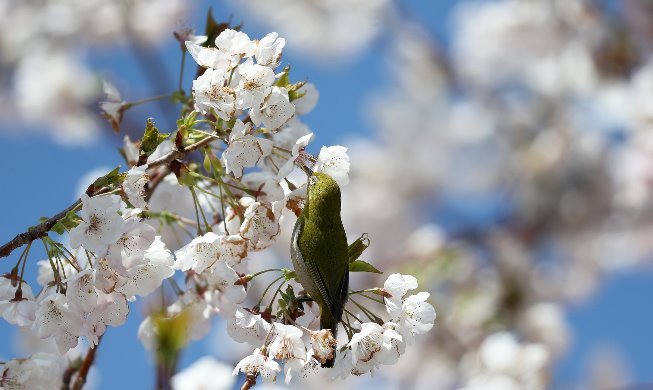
left=291, top=169, right=349, bottom=367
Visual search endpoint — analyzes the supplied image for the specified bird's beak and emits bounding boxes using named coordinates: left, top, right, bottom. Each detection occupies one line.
left=300, top=164, right=313, bottom=177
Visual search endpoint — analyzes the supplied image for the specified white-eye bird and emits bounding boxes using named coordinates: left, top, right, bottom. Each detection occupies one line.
left=291, top=169, right=349, bottom=367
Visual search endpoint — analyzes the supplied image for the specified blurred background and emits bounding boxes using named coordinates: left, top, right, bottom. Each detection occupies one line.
left=1, top=0, right=653, bottom=388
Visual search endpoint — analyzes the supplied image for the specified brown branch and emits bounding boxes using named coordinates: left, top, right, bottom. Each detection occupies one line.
left=72, top=337, right=102, bottom=390
left=61, top=365, right=77, bottom=390
left=241, top=375, right=257, bottom=390
left=0, top=201, right=80, bottom=259
left=0, top=134, right=218, bottom=260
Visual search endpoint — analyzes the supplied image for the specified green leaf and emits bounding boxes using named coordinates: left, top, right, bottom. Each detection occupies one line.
left=50, top=210, right=81, bottom=235
left=51, top=221, right=66, bottom=235
left=86, top=167, right=126, bottom=195
left=170, top=160, right=196, bottom=187
left=349, top=260, right=382, bottom=274
left=287, top=80, right=307, bottom=102
left=348, top=233, right=370, bottom=263
left=288, top=89, right=306, bottom=102
left=274, top=65, right=290, bottom=87
left=282, top=269, right=297, bottom=281
left=140, top=118, right=170, bottom=156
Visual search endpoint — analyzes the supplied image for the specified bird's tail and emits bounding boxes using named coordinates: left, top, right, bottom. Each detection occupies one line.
left=319, top=307, right=338, bottom=368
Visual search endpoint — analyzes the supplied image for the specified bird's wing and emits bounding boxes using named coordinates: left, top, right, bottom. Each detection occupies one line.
left=332, top=259, right=349, bottom=321
left=291, top=217, right=335, bottom=312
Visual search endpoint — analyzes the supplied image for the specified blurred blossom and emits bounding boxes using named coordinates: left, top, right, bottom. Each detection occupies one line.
left=587, top=345, right=632, bottom=390
left=13, top=46, right=100, bottom=145
left=171, top=356, right=235, bottom=390
left=231, top=0, right=392, bottom=58
left=0, top=0, right=189, bottom=144
left=333, top=0, right=653, bottom=388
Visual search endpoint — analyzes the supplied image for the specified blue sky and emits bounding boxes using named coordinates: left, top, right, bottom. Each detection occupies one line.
left=0, top=1, right=652, bottom=388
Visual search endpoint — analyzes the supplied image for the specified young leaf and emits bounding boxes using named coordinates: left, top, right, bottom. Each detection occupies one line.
left=85, top=167, right=126, bottom=195
left=140, top=118, right=170, bottom=157
left=348, top=233, right=370, bottom=263
left=349, top=260, right=382, bottom=274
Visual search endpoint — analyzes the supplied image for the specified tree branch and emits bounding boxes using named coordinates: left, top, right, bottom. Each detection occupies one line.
left=0, top=134, right=218, bottom=260
left=71, top=337, right=101, bottom=390
left=0, top=201, right=80, bottom=259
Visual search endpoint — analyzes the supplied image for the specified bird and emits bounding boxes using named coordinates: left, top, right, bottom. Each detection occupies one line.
left=290, top=168, right=349, bottom=367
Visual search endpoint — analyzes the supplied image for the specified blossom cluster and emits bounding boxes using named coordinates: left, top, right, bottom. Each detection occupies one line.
left=0, top=25, right=435, bottom=388
left=228, top=273, right=434, bottom=384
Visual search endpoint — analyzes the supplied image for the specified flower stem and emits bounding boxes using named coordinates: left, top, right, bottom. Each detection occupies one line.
left=178, top=49, right=186, bottom=92
left=350, top=291, right=385, bottom=305
left=343, top=308, right=365, bottom=327
left=350, top=299, right=383, bottom=324
left=268, top=280, right=287, bottom=312
left=255, top=275, right=285, bottom=309
left=249, top=268, right=284, bottom=281
left=15, top=242, right=31, bottom=294
left=189, top=186, right=205, bottom=236
left=127, top=94, right=173, bottom=107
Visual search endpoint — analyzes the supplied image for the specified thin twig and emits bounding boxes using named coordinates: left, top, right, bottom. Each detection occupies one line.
left=0, top=135, right=216, bottom=260
left=0, top=201, right=79, bottom=259
left=71, top=337, right=102, bottom=390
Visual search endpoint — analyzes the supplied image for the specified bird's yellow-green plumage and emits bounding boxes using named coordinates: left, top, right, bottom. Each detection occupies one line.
left=291, top=172, right=349, bottom=367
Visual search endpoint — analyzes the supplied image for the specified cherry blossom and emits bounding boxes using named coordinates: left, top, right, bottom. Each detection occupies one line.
left=276, top=132, right=314, bottom=179
left=240, top=173, right=285, bottom=203
left=348, top=322, right=402, bottom=369
left=137, top=316, right=156, bottom=351
left=85, top=291, right=129, bottom=345
left=105, top=218, right=156, bottom=275
left=0, top=279, right=37, bottom=327
left=192, top=68, right=235, bottom=120
left=227, top=309, right=272, bottom=345
left=268, top=323, right=307, bottom=361
left=222, top=120, right=273, bottom=178
left=167, top=294, right=213, bottom=342
left=235, top=59, right=275, bottom=110
left=175, top=232, right=248, bottom=273
left=394, top=292, right=436, bottom=338
left=175, top=232, right=222, bottom=273
left=33, top=293, right=84, bottom=352
left=69, top=194, right=125, bottom=254
left=0, top=18, right=446, bottom=389
left=203, top=260, right=247, bottom=311
left=123, top=135, right=140, bottom=166
left=0, top=352, right=65, bottom=389
left=115, top=236, right=175, bottom=299
left=383, top=273, right=418, bottom=300
left=186, top=41, right=231, bottom=71
left=310, top=329, right=337, bottom=366
left=232, top=348, right=280, bottom=383
left=239, top=200, right=283, bottom=250
left=122, top=164, right=149, bottom=209
left=215, top=29, right=256, bottom=61
left=66, top=270, right=99, bottom=313
left=250, top=86, right=295, bottom=130
left=100, top=80, right=126, bottom=133
left=283, top=354, right=320, bottom=384
left=255, top=32, right=285, bottom=68
left=315, top=145, right=351, bottom=186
